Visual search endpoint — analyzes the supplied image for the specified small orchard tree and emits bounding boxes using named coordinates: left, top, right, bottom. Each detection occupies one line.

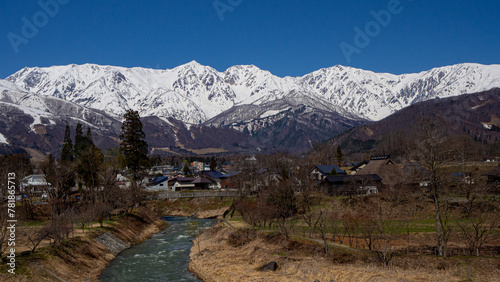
left=119, top=110, right=150, bottom=179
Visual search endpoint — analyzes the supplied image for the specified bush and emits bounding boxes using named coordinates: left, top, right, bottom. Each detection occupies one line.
left=227, top=229, right=257, bottom=248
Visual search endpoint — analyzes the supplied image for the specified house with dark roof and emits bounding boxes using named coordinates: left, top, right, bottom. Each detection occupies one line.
left=168, top=177, right=196, bottom=191
left=191, top=177, right=214, bottom=190
left=321, top=174, right=382, bottom=196
left=357, top=156, right=401, bottom=188
left=20, top=174, right=52, bottom=196
left=310, top=165, right=346, bottom=183
left=147, top=176, right=169, bottom=191
left=357, top=156, right=431, bottom=189
left=201, top=171, right=224, bottom=189
left=168, top=176, right=217, bottom=191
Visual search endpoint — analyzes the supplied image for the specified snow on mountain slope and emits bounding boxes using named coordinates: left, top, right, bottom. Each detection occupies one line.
left=6, top=62, right=500, bottom=125
left=0, top=132, right=8, bottom=144
left=0, top=80, right=120, bottom=130
left=6, top=62, right=239, bottom=124
left=0, top=79, right=268, bottom=154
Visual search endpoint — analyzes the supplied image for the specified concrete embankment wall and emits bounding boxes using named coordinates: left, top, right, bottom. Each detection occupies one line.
left=94, top=232, right=131, bottom=256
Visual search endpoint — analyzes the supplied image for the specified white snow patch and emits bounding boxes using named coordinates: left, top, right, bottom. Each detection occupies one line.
left=0, top=132, right=8, bottom=144
left=69, top=117, right=99, bottom=128
left=482, top=123, right=492, bottom=129
left=260, top=109, right=289, bottom=119
left=158, top=117, right=174, bottom=127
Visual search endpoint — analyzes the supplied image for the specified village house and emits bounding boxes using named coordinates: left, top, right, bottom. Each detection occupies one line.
left=147, top=176, right=169, bottom=191
left=200, top=171, right=224, bottom=189
left=168, top=176, right=216, bottom=191
left=191, top=177, right=214, bottom=190
left=20, top=174, right=52, bottom=197
left=356, top=155, right=401, bottom=189
left=310, top=165, right=346, bottom=183
left=321, top=174, right=382, bottom=196
left=356, top=156, right=430, bottom=190
left=191, top=161, right=206, bottom=173
left=168, top=177, right=196, bottom=191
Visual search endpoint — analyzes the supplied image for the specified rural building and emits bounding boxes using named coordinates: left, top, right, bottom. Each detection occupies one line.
left=147, top=176, right=169, bottom=191
left=321, top=174, right=382, bottom=196
left=168, top=176, right=217, bottom=191
left=20, top=174, right=51, bottom=194
left=310, top=165, right=346, bottom=183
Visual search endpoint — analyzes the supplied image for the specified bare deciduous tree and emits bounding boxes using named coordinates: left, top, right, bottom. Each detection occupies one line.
left=413, top=119, right=457, bottom=257
left=457, top=196, right=499, bottom=256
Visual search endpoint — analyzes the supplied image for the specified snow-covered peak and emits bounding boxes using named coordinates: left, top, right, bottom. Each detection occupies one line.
left=6, top=62, right=500, bottom=123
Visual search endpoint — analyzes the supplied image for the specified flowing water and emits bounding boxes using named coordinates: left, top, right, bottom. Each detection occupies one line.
left=99, top=216, right=216, bottom=281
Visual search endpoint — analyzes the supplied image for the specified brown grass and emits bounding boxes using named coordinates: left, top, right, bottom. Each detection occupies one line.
left=189, top=223, right=500, bottom=282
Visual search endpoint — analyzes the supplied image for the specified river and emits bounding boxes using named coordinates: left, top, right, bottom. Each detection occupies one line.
left=99, top=216, right=216, bottom=281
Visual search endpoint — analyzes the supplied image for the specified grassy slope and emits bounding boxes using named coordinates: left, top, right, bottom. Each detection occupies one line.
left=0, top=208, right=168, bottom=281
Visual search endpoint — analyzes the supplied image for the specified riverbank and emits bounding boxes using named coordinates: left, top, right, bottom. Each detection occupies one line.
left=0, top=207, right=168, bottom=281
left=188, top=223, right=500, bottom=281
left=148, top=197, right=231, bottom=219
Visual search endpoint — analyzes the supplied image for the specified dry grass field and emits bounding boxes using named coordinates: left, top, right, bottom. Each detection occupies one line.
left=189, top=223, right=500, bottom=282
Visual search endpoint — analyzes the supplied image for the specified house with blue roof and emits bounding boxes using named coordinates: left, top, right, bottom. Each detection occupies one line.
left=310, top=165, right=346, bottom=182
left=147, top=176, right=169, bottom=191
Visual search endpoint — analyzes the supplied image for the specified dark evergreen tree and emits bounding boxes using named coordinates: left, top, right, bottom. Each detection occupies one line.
left=119, top=110, right=150, bottom=176
left=209, top=156, right=217, bottom=171
left=75, top=122, right=83, bottom=144
left=61, top=124, right=73, bottom=162
left=75, top=128, right=103, bottom=203
left=182, top=161, right=192, bottom=176
left=74, top=124, right=95, bottom=158
left=85, top=127, right=93, bottom=142
left=74, top=122, right=84, bottom=158
left=336, top=145, right=343, bottom=165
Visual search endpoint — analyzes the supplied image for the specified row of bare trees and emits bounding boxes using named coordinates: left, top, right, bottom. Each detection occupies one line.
left=226, top=119, right=499, bottom=263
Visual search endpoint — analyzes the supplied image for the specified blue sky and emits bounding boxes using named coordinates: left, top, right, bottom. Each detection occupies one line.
left=1, top=0, right=499, bottom=79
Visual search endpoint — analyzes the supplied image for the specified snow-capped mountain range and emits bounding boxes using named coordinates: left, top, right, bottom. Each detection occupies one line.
left=7, top=61, right=500, bottom=124
left=1, top=61, right=500, bottom=154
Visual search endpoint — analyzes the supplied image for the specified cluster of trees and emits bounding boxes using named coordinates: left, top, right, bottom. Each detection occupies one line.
left=0, top=110, right=151, bottom=257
